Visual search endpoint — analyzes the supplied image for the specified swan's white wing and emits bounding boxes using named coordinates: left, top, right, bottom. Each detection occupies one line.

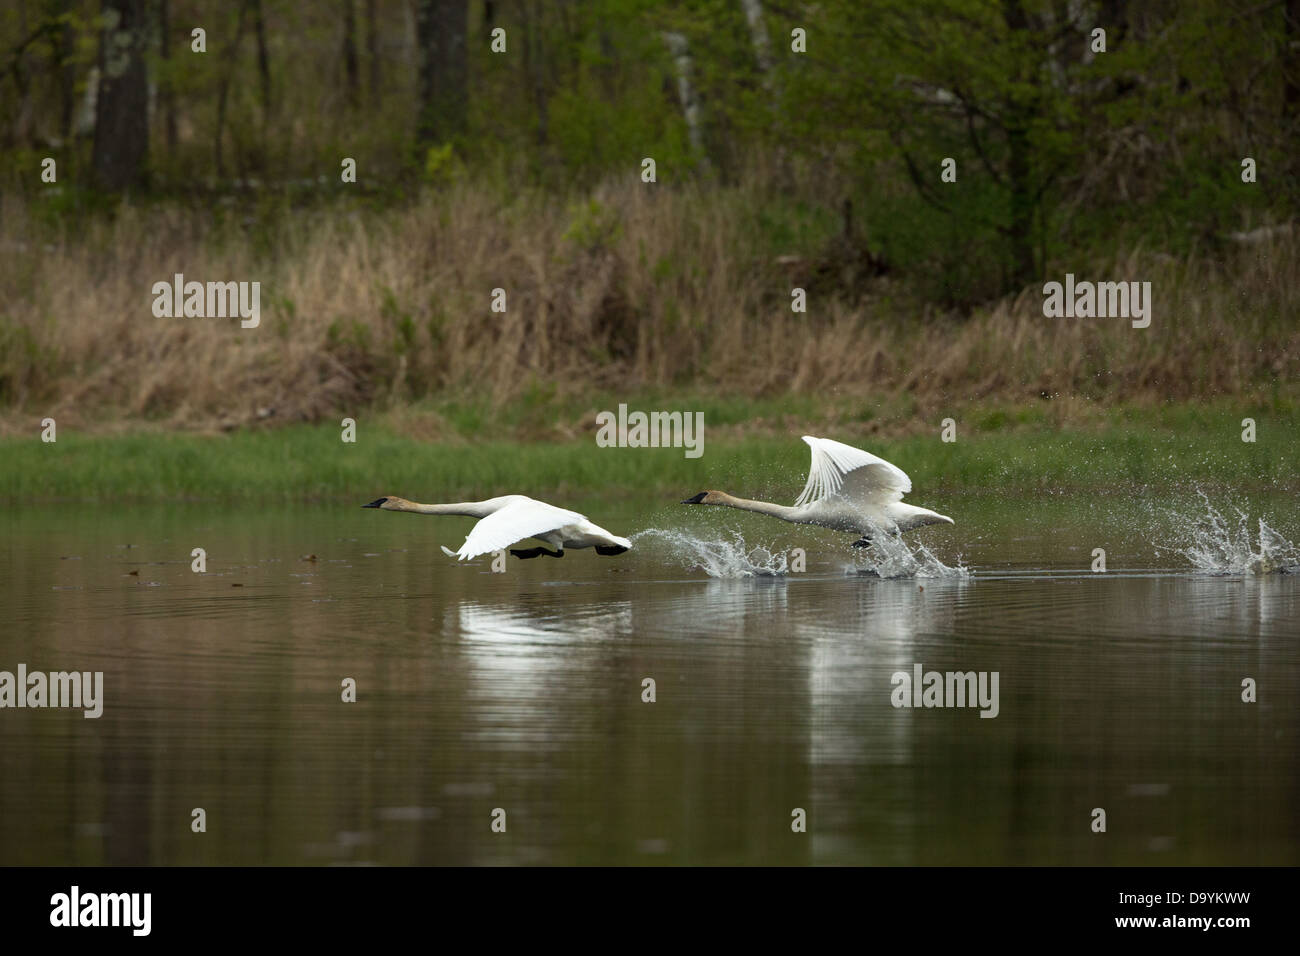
left=454, top=498, right=585, bottom=560
left=793, top=436, right=912, bottom=507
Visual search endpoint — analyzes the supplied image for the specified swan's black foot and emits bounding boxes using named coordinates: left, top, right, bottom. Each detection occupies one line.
left=852, top=531, right=899, bottom=548
left=595, top=545, right=629, bottom=556
left=510, top=547, right=564, bottom=559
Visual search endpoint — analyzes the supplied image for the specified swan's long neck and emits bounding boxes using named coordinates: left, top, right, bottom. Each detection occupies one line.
left=392, top=499, right=496, bottom=518
left=715, top=492, right=802, bottom=523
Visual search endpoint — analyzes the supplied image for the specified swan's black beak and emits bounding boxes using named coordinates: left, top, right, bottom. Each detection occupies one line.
left=681, top=492, right=707, bottom=504
left=362, top=497, right=388, bottom=508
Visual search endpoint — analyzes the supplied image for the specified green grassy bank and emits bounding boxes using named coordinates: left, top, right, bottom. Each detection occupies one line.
left=3, top=399, right=1294, bottom=503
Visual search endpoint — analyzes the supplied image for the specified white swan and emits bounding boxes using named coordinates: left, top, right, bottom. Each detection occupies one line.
left=681, top=436, right=953, bottom=546
left=363, top=494, right=632, bottom=561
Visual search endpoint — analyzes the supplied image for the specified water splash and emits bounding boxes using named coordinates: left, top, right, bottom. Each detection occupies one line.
left=1159, top=493, right=1298, bottom=575
left=632, top=529, right=790, bottom=577
left=844, top=530, right=970, bottom=580
left=633, top=527, right=968, bottom=580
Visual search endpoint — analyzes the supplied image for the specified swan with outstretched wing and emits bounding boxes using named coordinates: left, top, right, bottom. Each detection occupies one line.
left=363, top=494, right=631, bottom=560
left=682, top=436, right=952, bottom=546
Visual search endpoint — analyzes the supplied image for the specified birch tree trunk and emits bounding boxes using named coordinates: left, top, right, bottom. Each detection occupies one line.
left=662, top=32, right=706, bottom=163
left=739, top=0, right=773, bottom=78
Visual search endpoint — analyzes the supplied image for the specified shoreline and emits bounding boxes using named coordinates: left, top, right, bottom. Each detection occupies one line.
left=5, top=400, right=1294, bottom=503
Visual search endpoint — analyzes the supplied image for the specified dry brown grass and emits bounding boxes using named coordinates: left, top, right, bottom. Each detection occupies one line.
left=1, top=180, right=1295, bottom=435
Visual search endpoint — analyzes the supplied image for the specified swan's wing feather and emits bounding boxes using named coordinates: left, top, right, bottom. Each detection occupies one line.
left=794, top=436, right=912, bottom=507
left=837, top=463, right=911, bottom=506
left=455, top=499, right=584, bottom=560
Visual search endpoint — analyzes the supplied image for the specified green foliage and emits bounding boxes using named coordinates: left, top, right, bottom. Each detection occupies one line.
left=2, top=0, right=1297, bottom=331
left=422, top=143, right=458, bottom=186
left=561, top=199, right=621, bottom=252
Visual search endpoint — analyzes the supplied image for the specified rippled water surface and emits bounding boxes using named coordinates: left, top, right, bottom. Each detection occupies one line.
left=1, top=493, right=1297, bottom=865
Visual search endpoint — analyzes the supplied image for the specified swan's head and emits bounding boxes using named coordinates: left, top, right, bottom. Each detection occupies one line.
left=362, top=496, right=409, bottom=510
left=681, top=491, right=725, bottom=505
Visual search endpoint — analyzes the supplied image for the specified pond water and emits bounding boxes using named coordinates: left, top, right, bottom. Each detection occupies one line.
left=1, top=491, right=1296, bottom=865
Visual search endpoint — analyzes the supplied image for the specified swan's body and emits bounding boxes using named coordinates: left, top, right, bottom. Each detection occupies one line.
left=362, top=494, right=631, bottom=560
left=682, top=436, right=952, bottom=544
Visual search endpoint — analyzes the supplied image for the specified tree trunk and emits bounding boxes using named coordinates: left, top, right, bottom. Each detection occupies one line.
left=252, top=0, right=271, bottom=119
left=159, top=0, right=177, bottom=152
left=1286, top=0, right=1300, bottom=116
left=342, top=0, right=360, bottom=109
left=520, top=0, right=548, bottom=148
left=1001, top=0, right=1037, bottom=288
left=662, top=32, right=706, bottom=162
left=11, top=1, right=34, bottom=145
left=214, top=2, right=249, bottom=178
left=92, top=0, right=151, bottom=190
left=366, top=0, right=380, bottom=106
left=1099, top=0, right=1130, bottom=48
left=739, top=0, right=773, bottom=77
left=415, top=0, right=467, bottom=145
left=1004, top=121, right=1035, bottom=288
left=50, top=0, right=78, bottom=141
